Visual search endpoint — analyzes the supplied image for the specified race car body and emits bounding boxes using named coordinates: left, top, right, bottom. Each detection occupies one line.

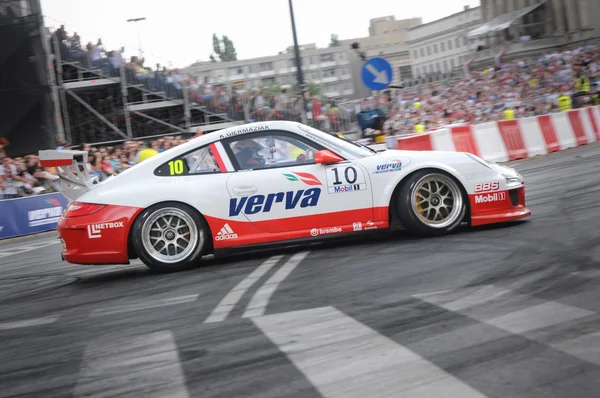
left=40, top=121, right=530, bottom=271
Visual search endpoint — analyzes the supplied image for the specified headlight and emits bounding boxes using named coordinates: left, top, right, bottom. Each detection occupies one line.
left=465, top=153, right=493, bottom=169
left=505, top=176, right=522, bottom=188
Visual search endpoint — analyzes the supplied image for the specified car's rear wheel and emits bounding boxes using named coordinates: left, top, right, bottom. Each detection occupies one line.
left=396, top=170, right=466, bottom=236
left=132, top=202, right=207, bottom=272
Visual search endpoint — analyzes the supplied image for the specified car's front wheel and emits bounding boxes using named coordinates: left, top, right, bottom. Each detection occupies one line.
left=396, top=170, right=466, bottom=236
left=132, top=202, right=207, bottom=272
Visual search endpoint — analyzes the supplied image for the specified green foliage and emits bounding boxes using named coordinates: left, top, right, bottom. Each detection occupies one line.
left=212, top=34, right=237, bottom=62
left=329, top=34, right=340, bottom=47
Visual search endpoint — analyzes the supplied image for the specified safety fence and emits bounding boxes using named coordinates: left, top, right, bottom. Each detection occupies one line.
left=388, top=105, right=600, bottom=163
left=0, top=193, right=69, bottom=240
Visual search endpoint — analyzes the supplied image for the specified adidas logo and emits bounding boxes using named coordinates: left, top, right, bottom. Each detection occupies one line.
left=215, top=223, right=238, bottom=241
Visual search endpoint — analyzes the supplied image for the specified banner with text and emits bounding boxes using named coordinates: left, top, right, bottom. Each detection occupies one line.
left=0, top=193, right=69, bottom=240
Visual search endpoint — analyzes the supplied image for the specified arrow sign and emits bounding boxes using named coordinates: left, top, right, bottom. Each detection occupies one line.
left=361, top=57, right=393, bottom=91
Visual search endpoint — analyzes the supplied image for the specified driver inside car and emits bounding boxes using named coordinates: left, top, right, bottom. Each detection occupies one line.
left=233, top=139, right=268, bottom=169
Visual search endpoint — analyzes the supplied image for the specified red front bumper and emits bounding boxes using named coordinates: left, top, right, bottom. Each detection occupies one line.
left=469, top=186, right=531, bottom=227
left=58, top=204, right=143, bottom=265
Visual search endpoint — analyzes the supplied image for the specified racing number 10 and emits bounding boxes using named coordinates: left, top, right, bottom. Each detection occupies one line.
left=168, top=159, right=184, bottom=175
left=331, top=166, right=357, bottom=185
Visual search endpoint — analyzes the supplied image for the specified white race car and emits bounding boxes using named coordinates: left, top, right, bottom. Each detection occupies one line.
left=40, top=121, right=530, bottom=272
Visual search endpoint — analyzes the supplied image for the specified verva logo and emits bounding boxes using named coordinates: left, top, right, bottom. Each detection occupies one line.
left=475, top=181, right=500, bottom=193
left=474, top=192, right=506, bottom=204
left=229, top=188, right=321, bottom=216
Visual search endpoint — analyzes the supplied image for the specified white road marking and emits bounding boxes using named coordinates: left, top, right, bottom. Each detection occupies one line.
left=73, top=330, right=189, bottom=398
left=90, top=294, right=199, bottom=317
left=414, top=285, right=600, bottom=366
left=0, top=240, right=60, bottom=258
left=0, top=315, right=60, bottom=331
left=571, top=270, right=600, bottom=279
left=243, top=251, right=309, bottom=318
left=204, top=255, right=284, bottom=323
left=414, top=285, right=594, bottom=334
left=252, top=306, right=485, bottom=398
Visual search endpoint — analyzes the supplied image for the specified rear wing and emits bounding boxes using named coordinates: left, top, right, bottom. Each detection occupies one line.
left=39, top=149, right=100, bottom=200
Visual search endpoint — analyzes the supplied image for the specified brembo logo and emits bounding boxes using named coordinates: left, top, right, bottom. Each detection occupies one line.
left=474, top=192, right=506, bottom=204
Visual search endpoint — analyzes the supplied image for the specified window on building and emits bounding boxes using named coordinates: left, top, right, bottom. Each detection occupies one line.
left=413, top=50, right=418, bottom=59
left=427, top=46, right=431, bottom=56
left=448, top=39, right=453, bottom=50
left=450, top=58, right=455, bottom=68
left=320, top=53, right=334, bottom=62
left=455, top=37, right=460, bottom=47
left=260, top=62, right=273, bottom=72
left=441, top=42, right=445, bottom=52
left=443, top=60, right=448, bottom=71
left=434, top=44, right=438, bottom=53
left=250, top=64, right=260, bottom=73
left=420, top=48, right=425, bottom=57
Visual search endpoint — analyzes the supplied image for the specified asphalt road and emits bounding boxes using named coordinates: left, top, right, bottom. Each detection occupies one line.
left=1, top=143, right=600, bottom=398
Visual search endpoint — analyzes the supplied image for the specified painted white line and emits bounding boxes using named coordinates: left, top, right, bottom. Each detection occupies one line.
left=0, top=315, right=60, bottom=331
left=572, top=270, right=600, bottom=279
left=204, top=255, right=284, bottom=323
left=243, top=251, right=309, bottom=318
left=552, top=331, right=600, bottom=366
left=0, top=240, right=60, bottom=258
left=90, top=294, right=199, bottom=317
left=252, top=306, right=485, bottom=398
left=74, top=330, right=189, bottom=398
left=414, top=285, right=594, bottom=334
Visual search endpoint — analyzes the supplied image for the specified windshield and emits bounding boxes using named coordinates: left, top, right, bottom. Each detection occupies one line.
left=297, top=124, right=377, bottom=158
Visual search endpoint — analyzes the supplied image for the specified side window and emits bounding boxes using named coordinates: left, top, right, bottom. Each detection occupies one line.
left=226, top=133, right=319, bottom=171
left=154, top=145, right=221, bottom=176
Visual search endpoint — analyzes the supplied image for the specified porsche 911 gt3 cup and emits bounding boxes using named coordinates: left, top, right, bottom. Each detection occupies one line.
left=40, top=121, right=530, bottom=272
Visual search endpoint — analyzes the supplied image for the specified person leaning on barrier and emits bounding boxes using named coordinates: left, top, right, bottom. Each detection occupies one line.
left=558, top=86, right=572, bottom=112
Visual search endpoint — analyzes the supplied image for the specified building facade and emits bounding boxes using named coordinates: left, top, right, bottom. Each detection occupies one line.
left=466, top=0, right=600, bottom=67
left=183, top=45, right=354, bottom=99
left=408, top=6, right=484, bottom=79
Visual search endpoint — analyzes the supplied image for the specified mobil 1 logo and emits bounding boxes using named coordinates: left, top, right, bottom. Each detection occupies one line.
left=325, top=164, right=367, bottom=194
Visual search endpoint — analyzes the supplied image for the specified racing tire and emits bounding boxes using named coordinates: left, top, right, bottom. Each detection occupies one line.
left=395, top=170, right=466, bottom=236
left=132, top=202, right=208, bottom=272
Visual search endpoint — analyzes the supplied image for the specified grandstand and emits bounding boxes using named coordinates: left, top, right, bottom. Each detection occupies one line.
left=48, top=26, right=245, bottom=147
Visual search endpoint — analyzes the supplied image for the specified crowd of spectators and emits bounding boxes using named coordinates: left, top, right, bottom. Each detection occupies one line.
left=3, top=31, right=599, bottom=200
left=364, top=43, right=600, bottom=136
left=51, top=25, right=353, bottom=131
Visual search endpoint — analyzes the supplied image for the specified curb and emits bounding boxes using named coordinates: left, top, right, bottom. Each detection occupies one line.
left=0, top=231, right=59, bottom=244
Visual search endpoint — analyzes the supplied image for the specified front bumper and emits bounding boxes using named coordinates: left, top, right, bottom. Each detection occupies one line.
left=469, top=185, right=530, bottom=227
left=58, top=204, right=143, bottom=265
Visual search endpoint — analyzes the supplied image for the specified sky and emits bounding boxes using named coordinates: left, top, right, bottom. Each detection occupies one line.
left=40, top=0, right=480, bottom=68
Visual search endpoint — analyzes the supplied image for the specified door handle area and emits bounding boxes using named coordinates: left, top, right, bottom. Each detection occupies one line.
left=233, top=186, right=258, bottom=196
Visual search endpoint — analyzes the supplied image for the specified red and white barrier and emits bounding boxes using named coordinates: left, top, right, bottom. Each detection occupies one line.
left=395, top=105, right=600, bottom=162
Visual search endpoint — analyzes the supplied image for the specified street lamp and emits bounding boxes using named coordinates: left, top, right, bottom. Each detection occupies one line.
left=126, top=17, right=146, bottom=58
left=288, top=0, right=307, bottom=122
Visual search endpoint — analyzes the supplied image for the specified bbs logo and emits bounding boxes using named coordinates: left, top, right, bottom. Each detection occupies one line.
left=475, top=181, right=500, bottom=193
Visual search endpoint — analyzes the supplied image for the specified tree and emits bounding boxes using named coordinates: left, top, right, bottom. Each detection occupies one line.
left=212, top=33, right=238, bottom=62
left=329, top=34, right=340, bottom=47
left=209, top=54, right=216, bottom=63
left=307, top=81, right=321, bottom=97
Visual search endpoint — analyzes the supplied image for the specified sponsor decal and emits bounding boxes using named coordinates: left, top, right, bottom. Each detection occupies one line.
left=215, top=223, right=238, bottom=241
left=229, top=188, right=321, bottom=217
left=28, top=207, right=63, bottom=227
left=283, top=172, right=322, bottom=186
left=45, top=198, right=62, bottom=206
left=474, top=192, right=506, bottom=204
left=300, top=129, right=342, bottom=153
left=310, top=227, right=342, bottom=236
left=364, top=220, right=378, bottom=230
left=218, top=125, right=269, bottom=139
left=353, top=222, right=362, bottom=231
left=374, top=159, right=402, bottom=174
left=333, top=184, right=364, bottom=193
left=474, top=181, right=500, bottom=193
left=87, top=222, right=125, bottom=239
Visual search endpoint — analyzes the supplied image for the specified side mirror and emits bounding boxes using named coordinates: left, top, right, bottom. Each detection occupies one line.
left=315, top=150, right=344, bottom=165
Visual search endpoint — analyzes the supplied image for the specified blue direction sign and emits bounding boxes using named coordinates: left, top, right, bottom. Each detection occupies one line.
left=360, top=57, right=393, bottom=91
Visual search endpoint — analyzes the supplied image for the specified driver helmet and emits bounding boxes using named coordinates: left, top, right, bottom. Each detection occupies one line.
left=234, top=139, right=265, bottom=166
